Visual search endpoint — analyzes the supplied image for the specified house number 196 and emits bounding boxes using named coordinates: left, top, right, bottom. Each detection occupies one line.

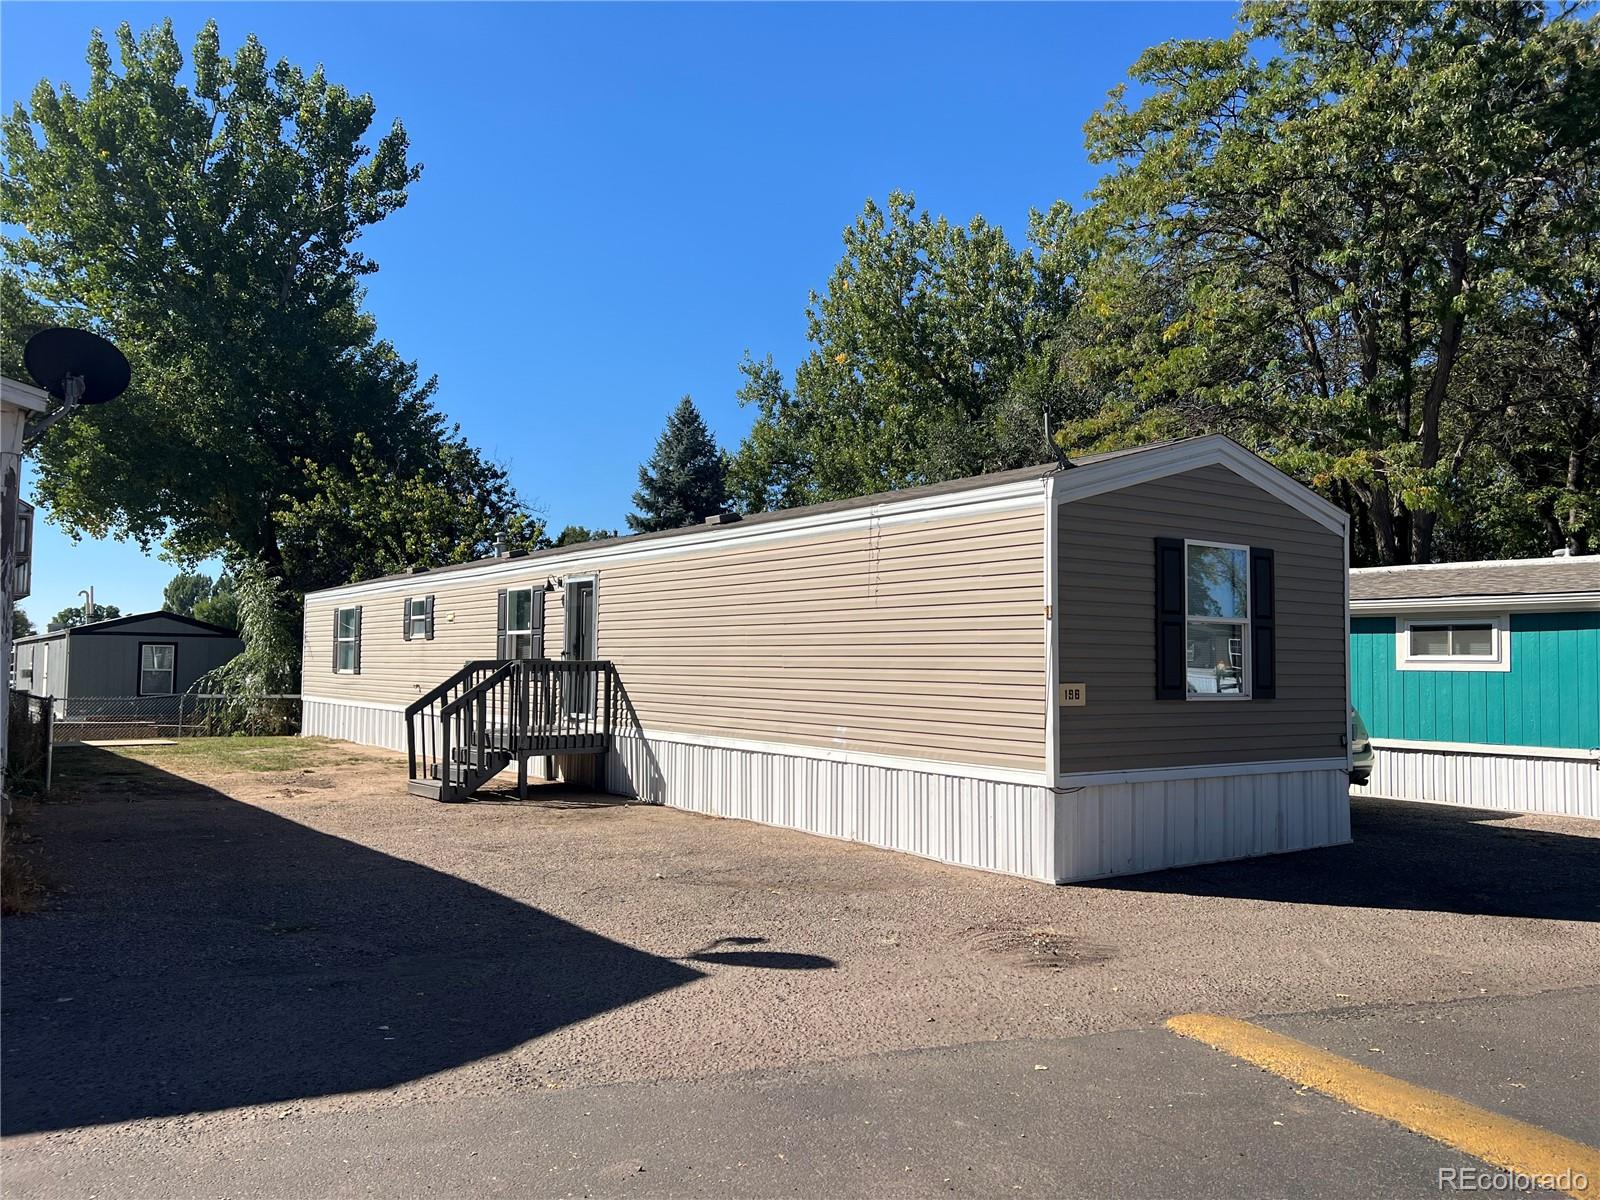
left=1059, top=683, right=1087, bottom=707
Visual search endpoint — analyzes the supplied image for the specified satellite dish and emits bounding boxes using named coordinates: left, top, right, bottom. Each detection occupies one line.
left=23, top=327, right=131, bottom=406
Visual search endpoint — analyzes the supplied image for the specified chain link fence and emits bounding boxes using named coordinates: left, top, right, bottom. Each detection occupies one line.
left=8, top=689, right=55, bottom=791
left=48, top=694, right=302, bottom=743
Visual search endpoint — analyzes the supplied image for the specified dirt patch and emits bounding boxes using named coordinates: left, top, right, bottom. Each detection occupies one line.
left=961, top=924, right=1115, bottom=970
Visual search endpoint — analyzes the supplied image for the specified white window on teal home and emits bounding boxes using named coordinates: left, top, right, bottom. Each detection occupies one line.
left=1185, top=541, right=1250, bottom=697
left=1397, top=615, right=1510, bottom=672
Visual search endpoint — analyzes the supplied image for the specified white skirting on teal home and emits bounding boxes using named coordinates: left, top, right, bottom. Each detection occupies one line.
left=1353, top=740, right=1600, bottom=821
left=304, top=697, right=1353, bottom=883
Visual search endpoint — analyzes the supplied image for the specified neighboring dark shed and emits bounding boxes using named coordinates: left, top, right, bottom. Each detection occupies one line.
left=11, top=611, right=243, bottom=736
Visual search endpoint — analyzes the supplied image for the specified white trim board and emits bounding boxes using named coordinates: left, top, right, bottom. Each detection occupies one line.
left=622, top=725, right=1050, bottom=788
left=307, top=477, right=1052, bottom=603
left=1370, top=738, right=1600, bottom=762
left=1352, top=593, right=1599, bottom=616
left=302, top=693, right=409, bottom=713
left=1043, top=470, right=1060, bottom=781
left=1056, top=756, right=1350, bottom=788
left=1055, top=435, right=1349, bottom=538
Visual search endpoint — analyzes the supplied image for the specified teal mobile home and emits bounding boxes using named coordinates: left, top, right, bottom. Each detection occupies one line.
left=1349, top=557, right=1600, bottom=819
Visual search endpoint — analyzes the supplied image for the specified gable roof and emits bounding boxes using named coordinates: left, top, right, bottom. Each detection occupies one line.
left=307, top=434, right=1347, bottom=601
left=1350, top=556, right=1600, bottom=613
left=59, top=610, right=239, bottom=638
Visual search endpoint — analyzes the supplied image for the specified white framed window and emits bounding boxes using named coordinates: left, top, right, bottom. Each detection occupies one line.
left=335, top=607, right=361, bottom=673
left=139, top=643, right=176, bottom=696
left=406, top=597, right=429, bottom=641
left=1185, top=540, right=1250, bottom=698
left=505, top=587, right=537, bottom=659
left=1397, top=615, right=1510, bottom=672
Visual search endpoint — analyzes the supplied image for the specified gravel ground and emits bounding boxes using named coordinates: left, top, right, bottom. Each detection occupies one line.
left=5, top=740, right=1597, bottom=1141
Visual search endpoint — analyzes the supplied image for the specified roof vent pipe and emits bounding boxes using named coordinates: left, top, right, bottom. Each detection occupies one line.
left=493, top=533, right=509, bottom=558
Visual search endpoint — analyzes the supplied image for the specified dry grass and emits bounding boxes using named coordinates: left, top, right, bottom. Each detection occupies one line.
left=61, top=736, right=366, bottom=784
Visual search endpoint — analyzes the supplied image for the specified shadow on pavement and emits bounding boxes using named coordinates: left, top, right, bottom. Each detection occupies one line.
left=2, top=747, right=708, bottom=1135
left=1083, top=794, right=1600, bottom=922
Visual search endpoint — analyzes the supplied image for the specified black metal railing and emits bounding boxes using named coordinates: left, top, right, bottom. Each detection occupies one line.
left=405, top=659, right=618, bottom=799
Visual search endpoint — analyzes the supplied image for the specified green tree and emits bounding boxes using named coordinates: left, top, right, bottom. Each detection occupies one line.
left=273, top=432, right=544, bottom=588
left=12, top=608, right=35, bottom=639
left=192, top=572, right=240, bottom=630
left=728, top=192, right=1077, bottom=510
left=1072, top=1, right=1599, bottom=563
left=1, top=20, right=532, bottom=589
left=552, top=525, right=617, bottom=547
left=51, top=602, right=120, bottom=628
left=628, top=396, right=727, bottom=533
left=162, top=570, right=213, bottom=616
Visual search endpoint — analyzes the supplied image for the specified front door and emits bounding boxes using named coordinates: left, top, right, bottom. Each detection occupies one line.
left=563, top=579, right=596, bottom=715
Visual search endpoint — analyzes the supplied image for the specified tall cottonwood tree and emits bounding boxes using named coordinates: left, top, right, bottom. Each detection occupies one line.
left=1070, top=0, right=1600, bottom=563
left=728, top=193, right=1077, bottom=511
left=1, top=20, right=535, bottom=591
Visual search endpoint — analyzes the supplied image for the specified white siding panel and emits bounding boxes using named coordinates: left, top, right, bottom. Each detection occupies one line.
left=1354, top=746, right=1599, bottom=820
left=1054, top=767, right=1350, bottom=883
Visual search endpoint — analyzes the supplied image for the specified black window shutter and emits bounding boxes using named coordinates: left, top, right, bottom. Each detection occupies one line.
left=402, top=596, right=413, bottom=642
left=1250, top=547, right=1276, bottom=699
left=496, top=589, right=508, bottom=659
left=532, top=590, right=545, bottom=659
left=332, top=610, right=341, bottom=673
left=1155, top=537, right=1186, bottom=700
left=352, top=606, right=362, bottom=675
left=424, top=595, right=435, bottom=641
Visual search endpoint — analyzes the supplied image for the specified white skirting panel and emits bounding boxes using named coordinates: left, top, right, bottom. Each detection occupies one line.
left=1354, top=746, right=1599, bottom=820
left=604, top=730, right=1056, bottom=882
left=303, top=698, right=407, bottom=753
left=1053, top=768, right=1351, bottom=883
left=303, top=699, right=1361, bottom=882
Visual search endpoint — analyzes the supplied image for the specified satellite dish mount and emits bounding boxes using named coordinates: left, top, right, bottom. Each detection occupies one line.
left=22, top=327, right=131, bottom=444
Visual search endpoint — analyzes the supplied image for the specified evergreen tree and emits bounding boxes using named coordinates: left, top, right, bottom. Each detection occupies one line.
left=12, top=608, right=35, bottom=639
left=627, top=397, right=727, bottom=533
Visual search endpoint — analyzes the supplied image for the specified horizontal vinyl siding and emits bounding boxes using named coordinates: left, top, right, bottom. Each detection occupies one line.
left=1058, top=464, right=1347, bottom=772
left=303, top=504, right=1049, bottom=773
left=1352, top=612, right=1600, bottom=749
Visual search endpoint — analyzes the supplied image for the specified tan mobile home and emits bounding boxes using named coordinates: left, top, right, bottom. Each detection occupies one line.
left=302, top=435, right=1352, bottom=883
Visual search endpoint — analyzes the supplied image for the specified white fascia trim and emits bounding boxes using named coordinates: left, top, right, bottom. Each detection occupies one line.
left=1371, top=738, right=1600, bottom=762
left=305, top=477, right=1048, bottom=603
left=1056, top=756, right=1350, bottom=788
left=619, top=724, right=1050, bottom=788
left=1352, top=594, right=1600, bottom=615
left=0, top=376, right=50, bottom=412
left=1043, top=473, right=1060, bottom=781
left=303, top=693, right=409, bottom=713
left=1055, top=436, right=1350, bottom=538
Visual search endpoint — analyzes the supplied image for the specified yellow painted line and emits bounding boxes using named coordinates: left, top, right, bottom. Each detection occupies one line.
left=1167, top=1013, right=1600, bottom=1200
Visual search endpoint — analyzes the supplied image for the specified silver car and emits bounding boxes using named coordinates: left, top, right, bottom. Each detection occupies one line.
left=1349, top=708, right=1373, bottom=786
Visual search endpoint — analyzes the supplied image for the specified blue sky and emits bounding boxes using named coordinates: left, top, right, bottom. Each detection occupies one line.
left=2, top=1, right=1235, bottom=624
